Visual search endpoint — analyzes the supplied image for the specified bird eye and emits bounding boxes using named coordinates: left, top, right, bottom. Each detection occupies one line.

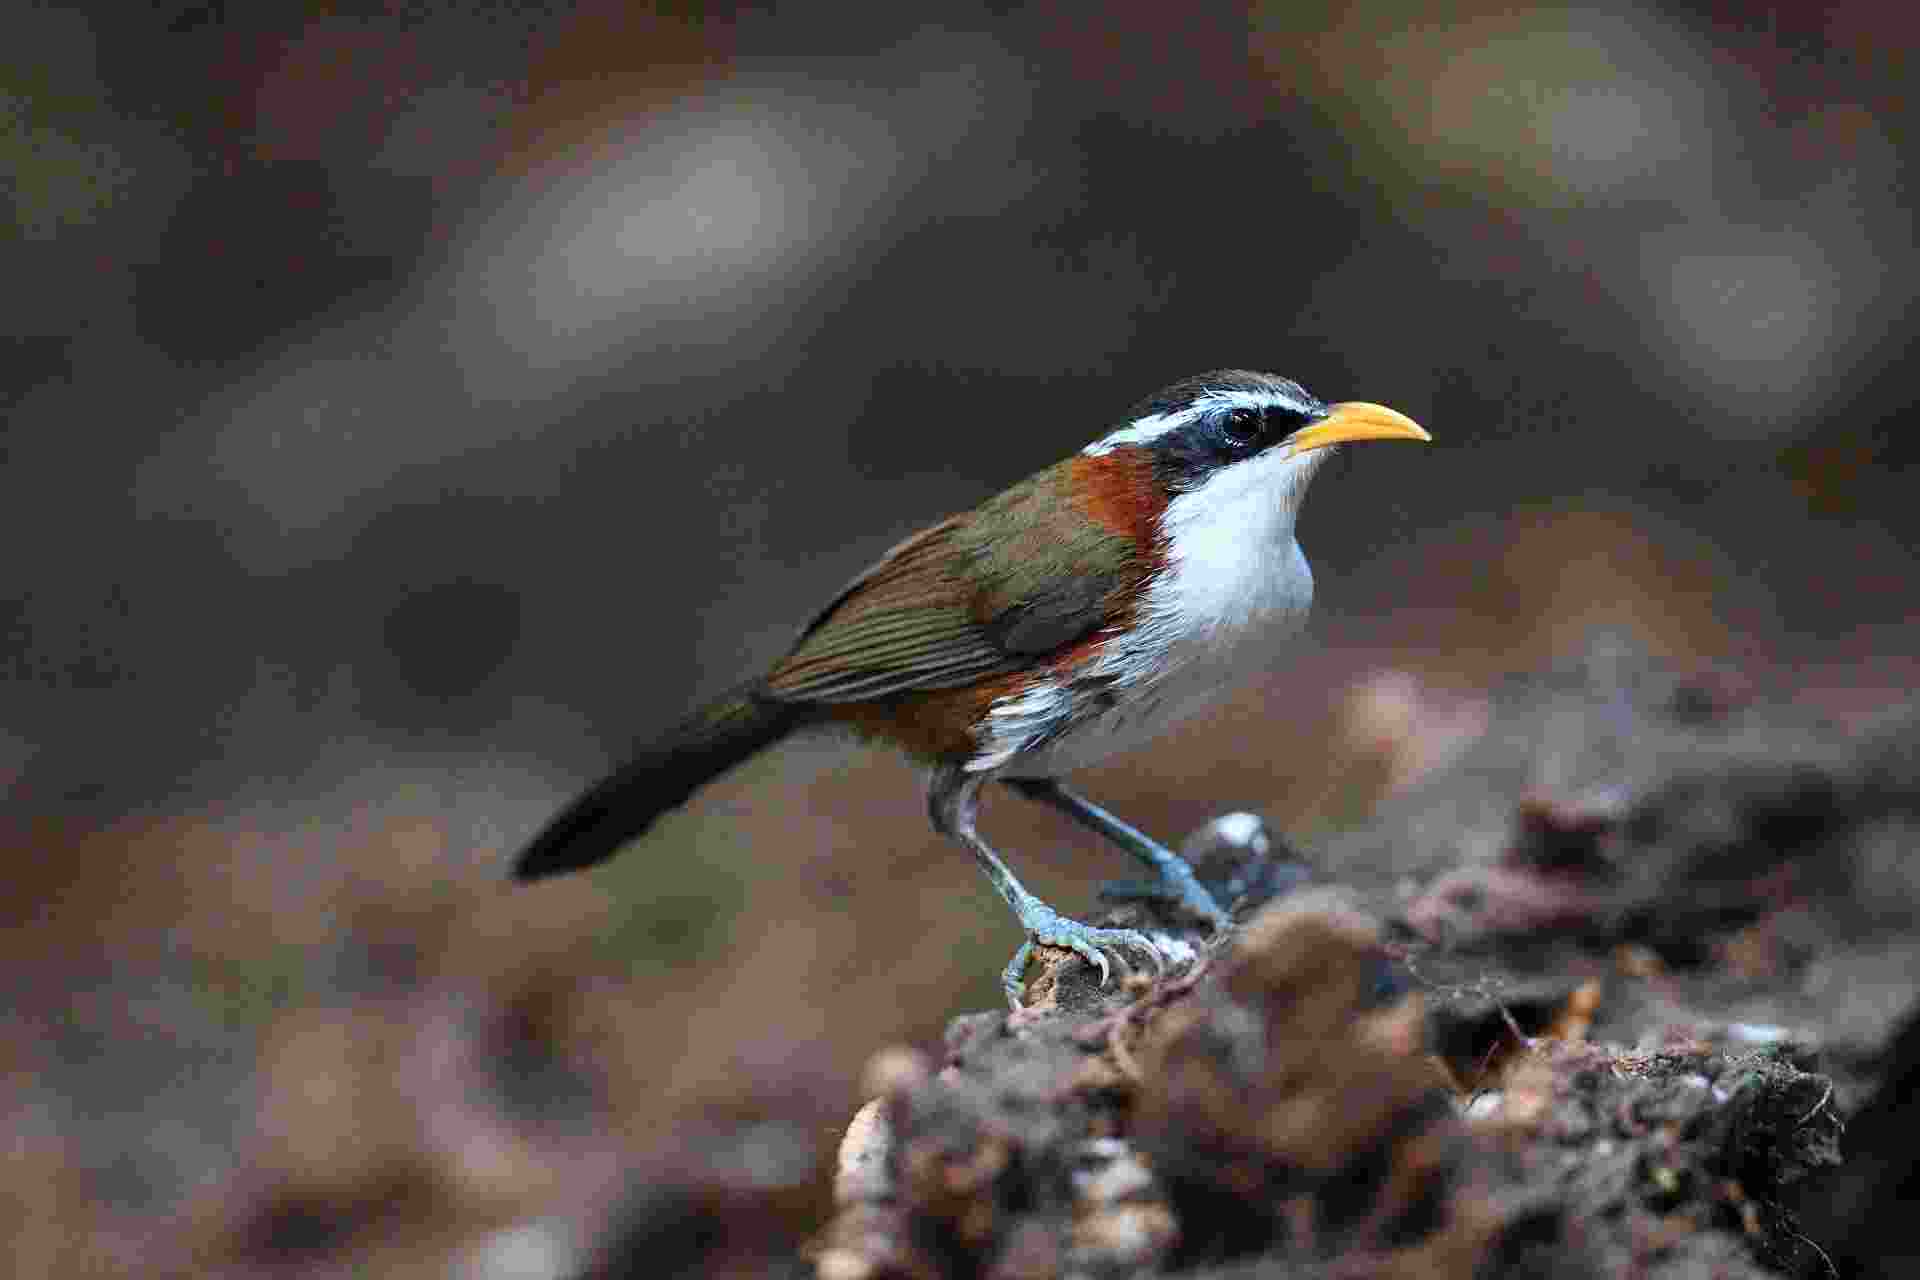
left=1220, top=407, right=1262, bottom=447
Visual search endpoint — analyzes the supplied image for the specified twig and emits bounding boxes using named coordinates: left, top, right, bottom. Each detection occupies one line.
left=1787, top=1226, right=1837, bottom=1279
left=1798, top=1079, right=1832, bottom=1126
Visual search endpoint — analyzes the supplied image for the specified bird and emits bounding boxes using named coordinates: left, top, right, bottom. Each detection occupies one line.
left=512, top=370, right=1429, bottom=1005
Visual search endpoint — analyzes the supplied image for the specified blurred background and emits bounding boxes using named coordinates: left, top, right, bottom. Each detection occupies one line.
left=3, top=0, right=1915, bottom=1273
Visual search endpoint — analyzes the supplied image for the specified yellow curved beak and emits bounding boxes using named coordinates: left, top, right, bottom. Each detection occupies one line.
left=1282, top=401, right=1431, bottom=455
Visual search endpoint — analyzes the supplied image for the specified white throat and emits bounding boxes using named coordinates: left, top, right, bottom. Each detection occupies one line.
left=1152, top=445, right=1328, bottom=637
left=976, top=445, right=1329, bottom=777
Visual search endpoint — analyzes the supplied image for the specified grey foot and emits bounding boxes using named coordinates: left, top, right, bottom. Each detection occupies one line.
left=1094, top=857, right=1231, bottom=931
left=1180, top=811, right=1315, bottom=913
left=1101, top=811, right=1303, bottom=922
left=1098, top=877, right=1180, bottom=903
left=1002, top=902, right=1164, bottom=1009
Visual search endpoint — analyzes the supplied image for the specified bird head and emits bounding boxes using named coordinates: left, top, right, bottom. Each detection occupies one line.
left=1086, top=369, right=1429, bottom=493
left=1077, top=370, right=1430, bottom=571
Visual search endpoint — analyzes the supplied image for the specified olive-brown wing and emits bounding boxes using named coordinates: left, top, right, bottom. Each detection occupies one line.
left=762, top=516, right=1124, bottom=704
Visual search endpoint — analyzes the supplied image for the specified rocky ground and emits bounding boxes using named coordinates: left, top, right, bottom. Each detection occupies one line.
left=586, top=649, right=1920, bottom=1279
left=9, top=646, right=1918, bottom=1279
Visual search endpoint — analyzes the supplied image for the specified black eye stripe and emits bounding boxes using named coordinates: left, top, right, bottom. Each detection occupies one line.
left=1221, top=407, right=1262, bottom=444
left=1210, top=402, right=1317, bottom=453
left=1117, top=373, right=1331, bottom=491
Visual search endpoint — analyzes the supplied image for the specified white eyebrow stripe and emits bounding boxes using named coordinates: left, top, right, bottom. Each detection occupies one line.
left=1082, top=406, right=1199, bottom=456
left=1082, top=386, right=1314, bottom=456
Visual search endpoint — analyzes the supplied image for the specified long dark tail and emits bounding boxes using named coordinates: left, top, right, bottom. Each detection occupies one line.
left=512, top=684, right=808, bottom=882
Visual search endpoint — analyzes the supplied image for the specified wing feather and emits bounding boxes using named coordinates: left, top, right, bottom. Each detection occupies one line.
left=763, top=519, right=1008, bottom=702
left=756, top=498, right=1128, bottom=706
left=763, top=464, right=1150, bottom=705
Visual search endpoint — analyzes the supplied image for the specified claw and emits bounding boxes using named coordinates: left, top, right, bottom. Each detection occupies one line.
left=1031, top=923, right=1163, bottom=988
left=1004, top=896, right=1178, bottom=1007
left=1075, top=939, right=1111, bottom=987
left=1002, top=940, right=1038, bottom=1008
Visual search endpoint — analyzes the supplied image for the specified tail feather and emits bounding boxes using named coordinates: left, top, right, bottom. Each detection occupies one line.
left=513, top=685, right=805, bottom=881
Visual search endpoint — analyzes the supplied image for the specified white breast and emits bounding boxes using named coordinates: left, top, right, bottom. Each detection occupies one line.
left=977, top=444, right=1325, bottom=777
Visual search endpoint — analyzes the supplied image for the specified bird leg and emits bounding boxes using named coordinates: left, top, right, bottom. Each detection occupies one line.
left=928, top=765, right=1164, bottom=1008
left=1000, top=776, right=1232, bottom=931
